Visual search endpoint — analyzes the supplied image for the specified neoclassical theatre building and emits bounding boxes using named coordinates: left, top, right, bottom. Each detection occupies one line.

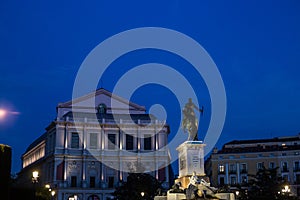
left=17, top=88, right=171, bottom=200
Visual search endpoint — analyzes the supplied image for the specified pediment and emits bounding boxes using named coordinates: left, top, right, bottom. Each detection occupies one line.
left=57, top=88, right=145, bottom=118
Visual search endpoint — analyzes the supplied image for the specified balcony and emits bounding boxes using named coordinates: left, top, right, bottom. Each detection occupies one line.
left=240, top=169, right=248, bottom=174
left=229, top=170, right=237, bottom=174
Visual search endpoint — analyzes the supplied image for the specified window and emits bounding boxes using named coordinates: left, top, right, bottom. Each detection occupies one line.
left=229, top=164, right=236, bottom=173
left=230, top=176, right=236, bottom=185
left=71, top=133, right=79, bottom=148
left=219, top=165, right=225, bottom=173
left=269, top=162, right=275, bottom=169
left=126, top=134, right=133, bottom=150
left=219, top=177, right=225, bottom=186
left=108, top=176, right=114, bottom=188
left=89, top=133, right=98, bottom=149
left=108, top=134, right=116, bottom=150
left=282, top=161, right=288, bottom=172
left=294, top=161, right=300, bottom=171
left=240, top=163, right=247, bottom=173
left=144, top=134, right=152, bottom=150
left=71, top=176, right=77, bottom=187
left=241, top=175, right=247, bottom=183
left=90, top=176, right=95, bottom=188
left=98, top=103, right=107, bottom=114
left=296, top=174, right=300, bottom=184
left=257, top=162, right=263, bottom=170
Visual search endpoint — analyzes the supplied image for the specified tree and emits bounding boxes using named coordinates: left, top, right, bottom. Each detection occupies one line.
left=113, top=173, right=162, bottom=200
left=245, top=166, right=297, bottom=200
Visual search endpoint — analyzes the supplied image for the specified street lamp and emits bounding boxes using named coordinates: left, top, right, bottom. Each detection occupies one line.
left=32, top=171, right=39, bottom=183
left=51, top=191, right=56, bottom=200
left=32, top=171, right=39, bottom=200
left=235, top=191, right=240, bottom=199
left=282, top=185, right=290, bottom=194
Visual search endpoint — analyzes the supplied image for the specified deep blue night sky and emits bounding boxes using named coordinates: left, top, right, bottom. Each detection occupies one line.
left=0, top=1, right=300, bottom=174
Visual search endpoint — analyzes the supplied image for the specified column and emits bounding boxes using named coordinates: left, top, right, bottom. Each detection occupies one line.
left=225, top=163, right=229, bottom=184
left=237, top=163, right=240, bottom=184
left=165, top=163, right=169, bottom=183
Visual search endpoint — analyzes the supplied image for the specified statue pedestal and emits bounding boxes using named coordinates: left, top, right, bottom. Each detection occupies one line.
left=176, top=141, right=206, bottom=188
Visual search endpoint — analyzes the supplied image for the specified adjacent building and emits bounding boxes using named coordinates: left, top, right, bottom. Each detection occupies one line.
left=17, top=88, right=171, bottom=200
left=205, top=134, right=300, bottom=196
left=0, top=144, right=12, bottom=200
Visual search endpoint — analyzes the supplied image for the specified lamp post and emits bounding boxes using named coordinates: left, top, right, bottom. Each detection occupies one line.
left=32, top=171, right=39, bottom=182
left=51, top=191, right=56, bottom=200
left=235, top=191, right=240, bottom=200
left=282, top=185, right=290, bottom=196
left=140, top=192, right=145, bottom=200
left=32, top=171, right=39, bottom=200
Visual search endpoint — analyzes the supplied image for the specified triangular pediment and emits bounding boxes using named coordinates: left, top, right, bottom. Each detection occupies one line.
left=57, top=88, right=146, bottom=118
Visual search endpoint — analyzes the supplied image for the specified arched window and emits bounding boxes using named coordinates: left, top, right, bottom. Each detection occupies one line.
left=97, top=103, right=107, bottom=114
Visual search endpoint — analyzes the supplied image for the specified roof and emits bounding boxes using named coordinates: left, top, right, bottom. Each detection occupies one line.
left=225, top=134, right=300, bottom=145
left=23, top=132, right=47, bottom=155
left=215, top=134, right=300, bottom=154
left=217, top=144, right=300, bottom=154
left=57, top=88, right=146, bottom=111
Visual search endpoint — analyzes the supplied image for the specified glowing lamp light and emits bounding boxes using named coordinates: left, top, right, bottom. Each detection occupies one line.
left=141, top=192, right=145, bottom=197
left=282, top=185, right=290, bottom=193
left=32, top=171, right=39, bottom=178
left=0, top=109, right=7, bottom=119
left=51, top=191, right=56, bottom=196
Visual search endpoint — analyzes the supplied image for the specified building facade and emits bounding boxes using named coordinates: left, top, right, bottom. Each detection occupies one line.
left=0, top=144, right=12, bottom=200
left=17, top=88, right=170, bottom=200
left=205, top=134, right=300, bottom=196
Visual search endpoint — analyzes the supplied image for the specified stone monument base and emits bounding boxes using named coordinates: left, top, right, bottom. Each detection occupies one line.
left=154, top=196, right=167, bottom=200
left=167, top=191, right=186, bottom=200
left=175, top=175, right=210, bottom=189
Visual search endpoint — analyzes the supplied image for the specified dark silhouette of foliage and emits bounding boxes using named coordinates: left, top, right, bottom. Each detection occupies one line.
left=113, top=173, right=162, bottom=200
left=238, top=165, right=297, bottom=200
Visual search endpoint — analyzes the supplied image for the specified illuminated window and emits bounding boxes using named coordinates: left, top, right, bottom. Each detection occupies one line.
left=219, top=165, right=225, bottom=172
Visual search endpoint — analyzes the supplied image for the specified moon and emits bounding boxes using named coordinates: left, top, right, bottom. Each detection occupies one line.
left=0, top=109, right=7, bottom=119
